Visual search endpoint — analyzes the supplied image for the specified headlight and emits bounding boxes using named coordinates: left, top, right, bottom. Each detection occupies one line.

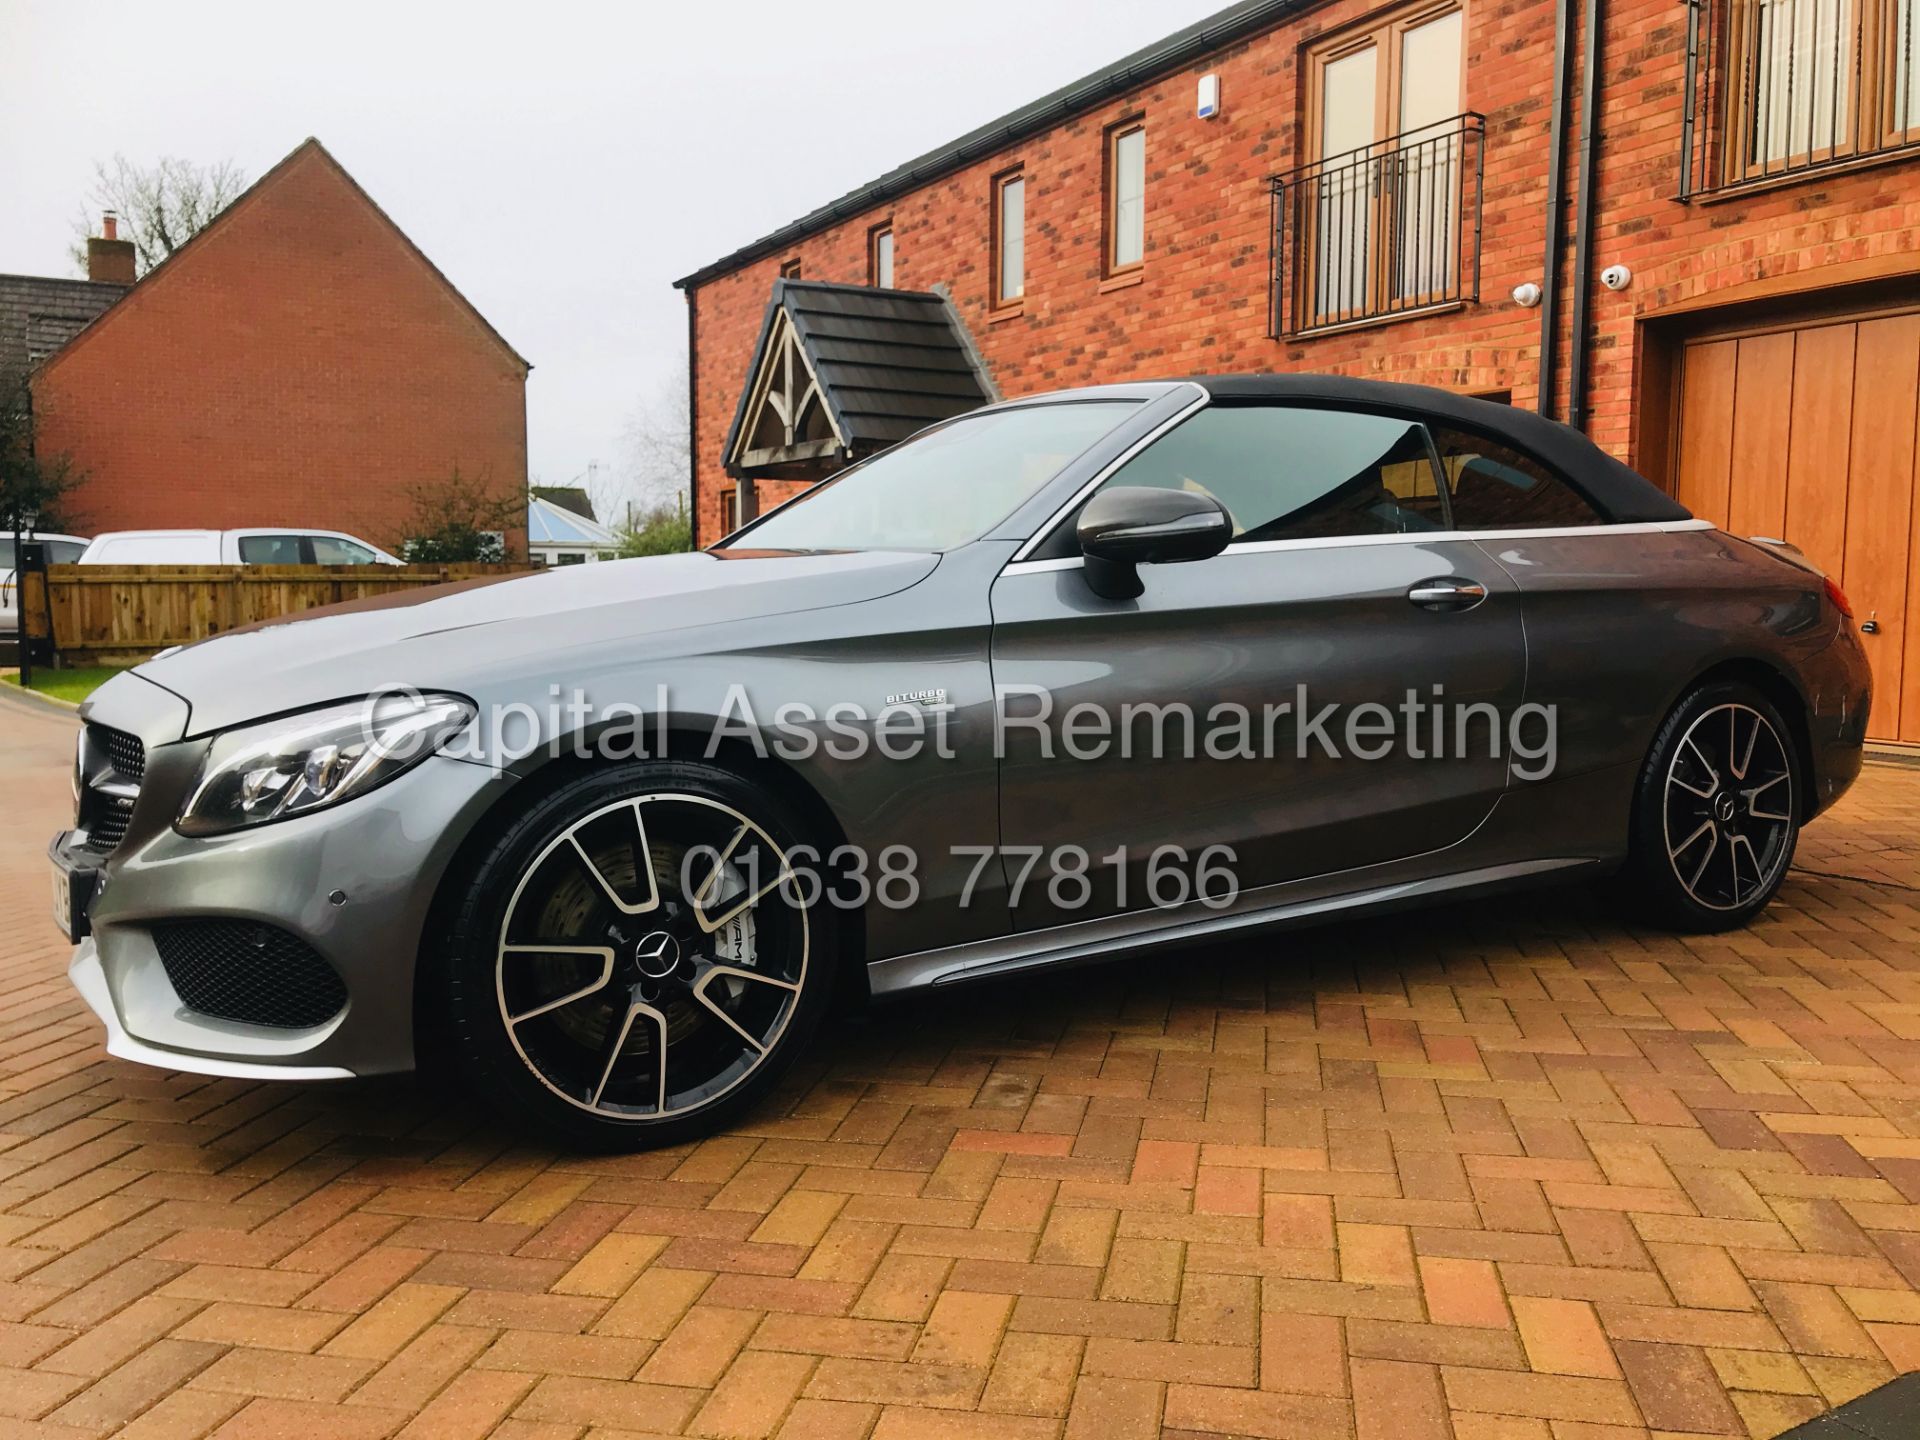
left=177, top=692, right=475, bottom=836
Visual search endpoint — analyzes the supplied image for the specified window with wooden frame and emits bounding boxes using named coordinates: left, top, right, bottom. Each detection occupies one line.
left=1728, top=0, right=1917, bottom=177
left=869, top=223, right=895, bottom=287
left=1300, top=1, right=1467, bottom=326
left=780, top=257, right=803, bottom=279
left=1105, top=121, right=1146, bottom=274
left=992, top=168, right=1026, bottom=307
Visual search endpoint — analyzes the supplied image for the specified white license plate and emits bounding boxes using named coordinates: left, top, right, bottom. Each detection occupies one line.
left=51, top=862, right=73, bottom=940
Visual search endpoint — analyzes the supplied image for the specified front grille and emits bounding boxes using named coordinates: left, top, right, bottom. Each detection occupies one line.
left=79, top=724, right=145, bottom=856
left=95, top=726, right=145, bottom=783
left=83, top=806, right=131, bottom=854
left=153, top=921, right=349, bottom=1029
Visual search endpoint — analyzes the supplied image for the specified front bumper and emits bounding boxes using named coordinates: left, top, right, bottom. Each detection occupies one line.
left=61, top=687, right=514, bottom=1079
left=69, top=937, right=359, bottom=1080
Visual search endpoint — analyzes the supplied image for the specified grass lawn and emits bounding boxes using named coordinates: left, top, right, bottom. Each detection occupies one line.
left=2, top=665, right=130, bottom=705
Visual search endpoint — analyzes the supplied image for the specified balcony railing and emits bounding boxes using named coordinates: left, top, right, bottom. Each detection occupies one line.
left=1679, top=0, right=1920, bottom=198
left=1268, top=113, right=1485, bottom=339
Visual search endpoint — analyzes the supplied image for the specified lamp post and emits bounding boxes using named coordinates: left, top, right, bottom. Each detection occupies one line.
left=11, top=518, right=28, bottom=692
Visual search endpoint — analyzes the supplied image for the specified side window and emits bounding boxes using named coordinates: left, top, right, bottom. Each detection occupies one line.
left=1430, top=426, right=1604, bottom=529
left=1091, top=405, right=1448, bottom=543
left=46, top=541, right=87, bottom=563
left=237, top=535, right=305, bottom=564
left=311, top=536, right=377, bottom=564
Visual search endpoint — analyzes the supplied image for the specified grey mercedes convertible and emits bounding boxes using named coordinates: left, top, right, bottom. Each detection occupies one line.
left=52, top=376, right=1871, bottom=1148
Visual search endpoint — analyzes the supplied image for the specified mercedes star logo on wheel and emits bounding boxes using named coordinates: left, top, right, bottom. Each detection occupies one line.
left=632, top=931, right=681, bottom=979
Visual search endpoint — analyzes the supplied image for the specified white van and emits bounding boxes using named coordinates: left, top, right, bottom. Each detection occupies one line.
left=79, top=528, right=404, bottom=566
left=1, top=533, right=90, bottom=635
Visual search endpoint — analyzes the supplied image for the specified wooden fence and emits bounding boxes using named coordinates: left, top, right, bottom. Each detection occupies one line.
left=21, top=563, right=536, bottom=666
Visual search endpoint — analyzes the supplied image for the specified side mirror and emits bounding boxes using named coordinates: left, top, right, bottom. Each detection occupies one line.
left=1076, top=486, right=1232, bottom=600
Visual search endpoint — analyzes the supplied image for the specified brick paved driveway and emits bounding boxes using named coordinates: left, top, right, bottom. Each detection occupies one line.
left=2, top=691, right=1919, bottom=1440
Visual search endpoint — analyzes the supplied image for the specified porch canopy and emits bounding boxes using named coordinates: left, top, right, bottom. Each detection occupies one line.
left=722, top=279, right=995, bottom=481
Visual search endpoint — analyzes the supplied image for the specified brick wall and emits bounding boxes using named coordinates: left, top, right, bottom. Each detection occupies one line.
left=31, top=143, right=529, bottom=554
left=685, top=0, right=1920, bottom=547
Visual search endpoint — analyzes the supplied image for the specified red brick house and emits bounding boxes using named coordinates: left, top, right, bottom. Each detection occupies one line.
left=677, top=0, right=1920, bottom=744
left=30, top=139, right=529, bottom=553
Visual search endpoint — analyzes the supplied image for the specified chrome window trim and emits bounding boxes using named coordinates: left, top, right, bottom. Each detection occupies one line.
left=1006, top=382, right=1212, bottom=564
left=999, top=518, right=1716, bottom=576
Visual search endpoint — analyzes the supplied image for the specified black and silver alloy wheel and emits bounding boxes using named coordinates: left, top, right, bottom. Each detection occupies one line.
left=441, top=763, right=835, bottom=1149
left=1624, top=680, right=1802, bottom=932
left=1661, top=703, right=1794, bottom=913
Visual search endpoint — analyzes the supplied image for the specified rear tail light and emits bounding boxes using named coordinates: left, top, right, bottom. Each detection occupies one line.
left=1823, top=576, right=1854, bottom=618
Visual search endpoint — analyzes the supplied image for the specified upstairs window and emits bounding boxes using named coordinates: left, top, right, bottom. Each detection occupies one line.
left=1681, top=0, right=1920, bottom=194
left=1107, top=122, right=1146, bottom=273
left=869, top=224, right=895, bottom=287
left=994, top=170, right=1026, bottom=306
left=780, top=258, right=803, bottom=279
left=1304, top=3, right=1465, bottom=322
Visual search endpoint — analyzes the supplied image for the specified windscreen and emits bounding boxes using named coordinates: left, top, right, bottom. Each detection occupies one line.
left=736, top=401, right=1138, bottom=552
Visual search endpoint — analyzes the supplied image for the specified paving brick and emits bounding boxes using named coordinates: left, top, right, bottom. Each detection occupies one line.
left=1440, top=1367, right=1641, bottom=1426
left=1510, top=1297, right=1620, bottom=1379
left=980, top=1330, right=1080, bottom=1416
left=804, top=1357, right=985, bottom=1410
left=1162, top=1380, right=1351, bottom=1438
left=1339, top=1223, right=1417, bottom=1289
left=1352, top=1357, right=1449, bottom=1440
left=1063, top=1375, right=1161, bottom=1440
left=1612, top=1339, right=1741, bottom=1434
left=638, top=1306, right=763, bottom=1388
left=395, top=1369, right=537, bottom=1440
left=689, top=1350, right=815, bottom=1439
left=1420, top=1255, right=1510, bottom=1329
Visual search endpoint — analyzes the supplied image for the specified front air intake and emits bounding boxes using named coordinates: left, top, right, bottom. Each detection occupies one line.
left=152, top=921, right=348, bottom=1029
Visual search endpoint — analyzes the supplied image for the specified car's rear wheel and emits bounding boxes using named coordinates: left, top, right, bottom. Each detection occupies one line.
left=441, top=762, right=836, bottom=1150
left=1621, top=680, right=1801, bottom=932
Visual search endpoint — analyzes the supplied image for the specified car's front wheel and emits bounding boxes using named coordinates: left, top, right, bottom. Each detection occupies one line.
left=1621, top=680, right=1802, bottom=932
left=440, top=762, right=836, bottom=1150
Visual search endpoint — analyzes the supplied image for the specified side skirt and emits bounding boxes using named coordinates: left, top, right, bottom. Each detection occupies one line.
left=867, top=855, right=1597, bottom=996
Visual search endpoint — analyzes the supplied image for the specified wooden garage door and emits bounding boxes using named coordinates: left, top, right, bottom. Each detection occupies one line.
left=1673, top=309, right=1920, bottom=744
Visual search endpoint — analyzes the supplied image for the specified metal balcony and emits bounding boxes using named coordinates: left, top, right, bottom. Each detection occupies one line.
left=1679, top=0, right=1920, bottom=198
left=1269, top=113, right=1485, bottom=339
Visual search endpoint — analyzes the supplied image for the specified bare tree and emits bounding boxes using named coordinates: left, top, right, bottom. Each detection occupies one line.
left=618, top=369, right=691, bottom=519
left=69, top=155, right=249, bottom=277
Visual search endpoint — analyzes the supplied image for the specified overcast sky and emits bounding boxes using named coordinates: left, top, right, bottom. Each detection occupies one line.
left=0, top=0, right=1224, bottom=510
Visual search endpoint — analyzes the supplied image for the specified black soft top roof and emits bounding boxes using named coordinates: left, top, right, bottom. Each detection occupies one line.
left=1184, top=374, right=1689, bottom=525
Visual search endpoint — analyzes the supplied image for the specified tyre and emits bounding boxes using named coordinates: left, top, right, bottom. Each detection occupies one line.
left=1620, top=680, right=1801, bottom=932
left=440, top=761, right=837, bottom=1150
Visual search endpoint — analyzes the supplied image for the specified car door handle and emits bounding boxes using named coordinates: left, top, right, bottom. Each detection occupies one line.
left=1408, top=578, right=1488, bottom=611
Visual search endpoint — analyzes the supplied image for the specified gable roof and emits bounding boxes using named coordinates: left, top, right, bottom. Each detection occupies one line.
left=34, top=137, right=529, bottom=381
left=0, top=274, right=128, bottom=384
left=674, top=0, right=1304, bottom=290
left=529, top=494, right=618, bottom=547
left=723, top=280, right=996, bottom=475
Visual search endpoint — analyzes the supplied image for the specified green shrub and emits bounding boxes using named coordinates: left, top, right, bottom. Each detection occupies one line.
left=615, top=495, right=692, bottom=558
